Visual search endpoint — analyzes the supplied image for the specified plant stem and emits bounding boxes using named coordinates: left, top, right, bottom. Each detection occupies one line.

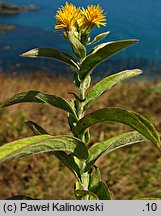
left=75, top=75, right=90, bottom=199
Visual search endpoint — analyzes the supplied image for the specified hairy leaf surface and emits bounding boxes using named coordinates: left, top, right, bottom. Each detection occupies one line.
left=2, top=91, right=77, bottom=118
left=21, top=47, right=79, bottom=69
left=88, top=31, right=110, bottom=45
left=25, top=121, right=81, bottom=180
left=75, top=108, right=160, bottom=148
left=79, top=40, right=138, bottom=80
left=0, top=135, right=88, bottom=164
left=85, top=131, right=147, bottom=171
left=68, top=32, right=86, bottom=59
left=84, top=69, right=142, bottom=109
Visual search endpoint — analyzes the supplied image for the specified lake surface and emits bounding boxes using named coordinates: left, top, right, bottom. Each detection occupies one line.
left=0, top=0, right=161, bottom=78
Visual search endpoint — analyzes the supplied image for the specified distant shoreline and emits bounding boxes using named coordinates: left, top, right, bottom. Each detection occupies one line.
left=0, top=2, right=39, bottom=16
left=0, top=2, right=39, bottom=33
left=0, top=1, right=160, bottom=79
left=0, top=56, right=160, bottom=80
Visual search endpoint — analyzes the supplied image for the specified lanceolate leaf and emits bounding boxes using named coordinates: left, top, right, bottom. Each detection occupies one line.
left=25, top=121, right=81, bottom=180
left=79, top=39, right=138, bottom=80
left=21, top=47, right=79, bottom=69
left=134, top=112, right=160, bottom=145
left=0, top=135, right=88, bottom=164
left=25, top=121, right=48, bottom=135
left=87, top=31, right=110, bottom=45
left=85, top=131, right=147, bottom=171
left=84, top=69, right=142, bottom=110
left=75, top=108, right=161, bottom=148
left=53, top=152, right=82, bottom=180
left=88, top=168, right=113, bottom=200
left=68, top=31, right=86, bottom=59
left=1, top=91, right=77, bottom=119
left=89, top=167, right=101, bottom=189
left=89, top=181, right=112, bottom=200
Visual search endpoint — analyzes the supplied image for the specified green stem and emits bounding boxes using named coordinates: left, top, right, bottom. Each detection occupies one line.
left=74, top=74, right=90, bottom=199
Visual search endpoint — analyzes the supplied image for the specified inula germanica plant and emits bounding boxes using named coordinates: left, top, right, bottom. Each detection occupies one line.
left=0, top=2, right=161, bottom=200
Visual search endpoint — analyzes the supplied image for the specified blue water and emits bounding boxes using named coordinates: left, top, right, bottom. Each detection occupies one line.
left=0, top=0, right=161, bottom=77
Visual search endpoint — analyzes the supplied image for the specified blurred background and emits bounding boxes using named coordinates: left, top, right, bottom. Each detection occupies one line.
left=0, top=0, right=161, bottom=200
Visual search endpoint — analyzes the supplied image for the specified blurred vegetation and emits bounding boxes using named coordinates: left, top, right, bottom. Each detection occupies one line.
left=0, top=72, right=161, bottom=200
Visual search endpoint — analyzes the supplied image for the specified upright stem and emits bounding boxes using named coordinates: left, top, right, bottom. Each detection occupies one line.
left=75, top=76, right=90, bottom=198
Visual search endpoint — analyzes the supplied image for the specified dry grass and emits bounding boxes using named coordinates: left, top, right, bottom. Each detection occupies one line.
left=0, top=72, right=161, bottom=199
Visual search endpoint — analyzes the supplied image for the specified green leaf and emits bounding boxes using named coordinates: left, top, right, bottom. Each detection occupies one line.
left=89, top=167, right=101, bottom=189
left=88, top=167, right=113, bottom=200
left=1, top=91, right=77, bottom=119
left=75, top=107, right=161, bottom=148
left=0, top=135, right=88, bottom=164
left=54, top=152, right=82, bottom=180
left=21, top=47, right=79, bottom=69
left=79, top=39, right=138, bottom=80
left=87, top=31, right=110, bottom=45
left=75, top=190, right=98, bottom=200
left=90, top=181, right=112, bottom=200
left=7, top=195, right=37, bottom=200
left=84, top=69, right=142, bottom=110
left=68, top=31, right=86, bottom=59
left=25, top=121, right=48, bottom=135
left=133, top=112, right=160, bottom=146
left=25, top=121, right=81, bottom=180
left=85, top=131, right=147, bottom=171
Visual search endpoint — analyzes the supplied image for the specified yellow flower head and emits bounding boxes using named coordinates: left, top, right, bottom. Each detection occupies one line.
left=80, top=5, right=106, bottom=28
left=55, top=2, right=81, bottom=31
left=54, top=3, right=107, bottom=45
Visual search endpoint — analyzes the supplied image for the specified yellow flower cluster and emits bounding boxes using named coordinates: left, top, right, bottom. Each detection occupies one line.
left=55, top=2, right=106, bottom=33
left=55, top=2, right=81, bottom=31
left=80, top=5, right=106, bottom=28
